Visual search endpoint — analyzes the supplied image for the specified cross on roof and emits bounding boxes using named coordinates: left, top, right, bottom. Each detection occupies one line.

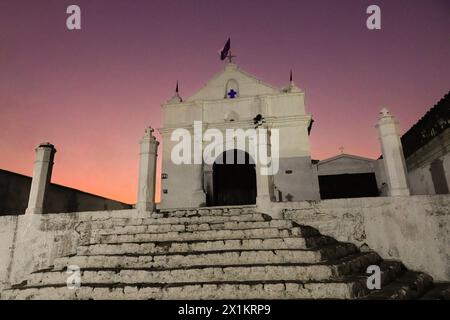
left=227, top=53, right=236, bottom=63
left=226, top=48, right=236, bottom=63
left=227, top=89, right=237, bottom=99
left=339, top=146, right=344, bottom=154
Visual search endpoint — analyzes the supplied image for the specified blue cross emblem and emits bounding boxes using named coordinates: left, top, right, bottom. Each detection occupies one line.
left=227, top=89, right=237, bottom=99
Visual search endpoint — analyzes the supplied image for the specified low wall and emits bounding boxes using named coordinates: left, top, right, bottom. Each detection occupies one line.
left=0, top=169, right=132, bottom=215
left=276, top=195, right=450, bottom=281
left=0, top=216, right=18, bottom=289
left=0, top=209, right=140, bottom=290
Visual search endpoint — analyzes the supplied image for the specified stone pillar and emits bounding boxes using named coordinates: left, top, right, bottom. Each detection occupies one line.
left=376, top=108, right=410, bottom=196
left=137, top=127, right=159, bottom=212
left=25, top=143, right=56, bottom=215
left=191, top=122, right=207, bottom=207
left=255, top=128, right=275, bottom=207
left=203, top=165, right=214, bottom=206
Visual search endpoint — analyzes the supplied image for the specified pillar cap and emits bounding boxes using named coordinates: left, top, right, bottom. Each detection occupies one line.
left=141, top=126, right=159, bottom=145
left=377, top=107, right=400, bottom=126
left=379, top=107, right=393, bottom=118
left=38, top=142, right=54, bottom=148
left=143, top=126, right=155, bottom=137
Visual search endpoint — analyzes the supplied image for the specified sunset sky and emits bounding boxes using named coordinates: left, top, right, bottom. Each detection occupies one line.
left=0, top=0, right=449, bottom=204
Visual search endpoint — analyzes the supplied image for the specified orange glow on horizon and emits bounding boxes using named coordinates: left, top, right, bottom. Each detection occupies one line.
left=1, top=1, right=449, bottom=205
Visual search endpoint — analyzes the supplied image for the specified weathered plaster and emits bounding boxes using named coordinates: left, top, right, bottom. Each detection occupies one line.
left=282, top=195, right=450, bottom=281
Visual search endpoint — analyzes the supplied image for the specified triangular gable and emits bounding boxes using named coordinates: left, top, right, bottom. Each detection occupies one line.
left=318, top=154, right=376, bottom=166
left=185, top=64, right=279, bottom=102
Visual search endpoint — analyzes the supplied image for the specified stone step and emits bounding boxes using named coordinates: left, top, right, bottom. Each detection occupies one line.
left=323, top=260, right=408, bottom=299
left=364, top=271, right=434, bottom=299
left=374, top=261, right=407, bottom=288
left=53, top=243, right=358, bottom=270
left=21, top=252, right=381, bottom=287
left=159, top=207, right=257, bottom=218
left=4, top=255, right=410, bottom=300
left=85, top=226, right=319, bottom=245
left=77, top=235, right=337, bottom=256
left=1, top=279, right=373, bottom=300
left=40, top=207, right=259, bottom=228
left=90, top=220, right=296, bottom=236
left=76, top=213, right=271, bottom=231
left=419, top=283, right=450, bottom=300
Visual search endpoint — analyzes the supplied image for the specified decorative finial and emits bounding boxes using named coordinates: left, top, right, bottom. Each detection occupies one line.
left=145, top=126, right=154, bottom=135
left=168, top=81, right=182, bottom=103
left=283, top=69, right=301, bottom=93
left=339, top=145, right=344, bottom=154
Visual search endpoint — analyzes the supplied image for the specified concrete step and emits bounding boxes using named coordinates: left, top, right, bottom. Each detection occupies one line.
left=90, top=220, right=296, bottom=236
left=20, top=252, right=381, bottom=287
left=1, top=279, right=372, bottom=300
left=53, top=243, right=358, bottom=270
left=77, top=235, right=337, bottom=256
left=84, top=226, right=319, bottom=245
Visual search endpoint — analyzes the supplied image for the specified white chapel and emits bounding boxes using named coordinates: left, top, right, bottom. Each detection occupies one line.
left=158, top=62, right=320, bottom=209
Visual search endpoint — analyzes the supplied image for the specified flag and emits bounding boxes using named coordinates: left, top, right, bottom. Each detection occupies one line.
left=220, top=38, right=231, bottom=60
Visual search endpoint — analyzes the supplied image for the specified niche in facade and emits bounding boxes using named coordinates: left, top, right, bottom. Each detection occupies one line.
left=225, top=79, right=239, bottom=99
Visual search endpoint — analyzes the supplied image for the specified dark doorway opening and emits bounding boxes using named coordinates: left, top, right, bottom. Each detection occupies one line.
left=319, top=173, right=379, bottom=199
left=213, top=150, right=256, bottom=206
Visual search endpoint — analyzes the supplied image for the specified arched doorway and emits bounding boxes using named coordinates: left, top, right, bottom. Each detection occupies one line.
left=213, top=149, right=256, bottom=206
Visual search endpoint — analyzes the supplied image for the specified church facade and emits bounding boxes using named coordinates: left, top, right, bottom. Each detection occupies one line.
left=159, top=63, right=320, bottom=209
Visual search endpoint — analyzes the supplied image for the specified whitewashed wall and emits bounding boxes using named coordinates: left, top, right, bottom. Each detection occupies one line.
left=280, top=195, right=450, bottom=281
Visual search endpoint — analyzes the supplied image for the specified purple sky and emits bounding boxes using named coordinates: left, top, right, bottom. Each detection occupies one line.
left=0, top=0, right=449, bottom=203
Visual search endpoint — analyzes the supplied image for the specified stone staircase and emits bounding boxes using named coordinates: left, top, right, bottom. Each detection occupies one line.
left=2, top=206, right=449, bottom=299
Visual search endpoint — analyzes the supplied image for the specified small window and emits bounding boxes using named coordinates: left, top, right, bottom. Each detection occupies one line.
left=285, top=170, right=293, bottom=174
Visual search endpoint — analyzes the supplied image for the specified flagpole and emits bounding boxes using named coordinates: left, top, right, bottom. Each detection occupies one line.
left=220, top=37, right=235, bottom=63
